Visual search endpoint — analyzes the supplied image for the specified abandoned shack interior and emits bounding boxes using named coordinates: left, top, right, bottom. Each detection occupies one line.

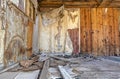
left=0, top=0, right=120, bottom=79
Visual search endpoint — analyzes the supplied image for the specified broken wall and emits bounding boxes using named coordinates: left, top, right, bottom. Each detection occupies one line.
left=38, top=8, right=80, bottom=54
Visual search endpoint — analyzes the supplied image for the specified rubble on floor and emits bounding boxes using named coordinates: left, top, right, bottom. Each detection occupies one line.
left=0, top=53, right=120, bottom=79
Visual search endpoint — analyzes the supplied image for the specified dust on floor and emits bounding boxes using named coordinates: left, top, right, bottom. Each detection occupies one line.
left=0, top=53, right=120, bottom=79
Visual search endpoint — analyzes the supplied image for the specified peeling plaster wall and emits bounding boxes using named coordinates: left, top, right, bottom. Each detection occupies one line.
left=2, top=1, right=34, bottom=67
left=0, top=30, right=5, bottom=64
left=4, top=6, right=28, bottom=66
left=0, top=0, right=34, bottom=68
left=39, top=8, right=80, bottom=54
left=10, top=0, right=25, bottom=12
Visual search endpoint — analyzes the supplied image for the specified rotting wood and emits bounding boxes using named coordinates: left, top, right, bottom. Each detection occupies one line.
left=58, top=65, right=72, bottom=79
left=39, top=59, right=49, bottom=79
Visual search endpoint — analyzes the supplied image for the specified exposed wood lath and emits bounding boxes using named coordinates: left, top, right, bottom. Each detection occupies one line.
left=38, top=0, right=120, bottom=8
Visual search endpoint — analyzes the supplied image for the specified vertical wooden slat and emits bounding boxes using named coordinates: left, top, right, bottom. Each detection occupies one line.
left=97, top=8, right=103, bottom=56
left=111, top=8, right=116, bottom=56
left=91, top=8, right=98, bottom=56
left=84, top=8, right=87, bottom=52
left=118, top=10, right=120, bottom=56
left=27, top=20, right=33, bottom=57
left=102, top=8, right=106, bottom=56
left=108, top=8, right=113, bottom=56
left=113, top=8, right=120, bottom=56
left=85, top=8, right=92, bottom=53
left=106, top=8, right=110, bottom=56
left=80, top=8, right=120, bottom=56
left=80, top=8, right=83, bottom=52
left=80, top=8, right=86, bottom=53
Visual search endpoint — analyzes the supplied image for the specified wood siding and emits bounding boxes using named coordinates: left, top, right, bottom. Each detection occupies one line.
left=80, top=8, right=120, bottom=56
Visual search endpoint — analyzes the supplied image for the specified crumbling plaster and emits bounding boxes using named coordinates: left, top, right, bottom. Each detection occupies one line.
left=38, top=8, right=80, bottom=54
left=0, top=0, right=35, bottom=67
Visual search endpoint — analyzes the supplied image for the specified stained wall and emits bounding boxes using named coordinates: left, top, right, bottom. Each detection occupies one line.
left=80, top=8, right=120, bottom=56
left=38, top=8, right=80, bottom=54
left=0, top=0, right=35, bottom=68
left=38, top=8, right=120, bottom=56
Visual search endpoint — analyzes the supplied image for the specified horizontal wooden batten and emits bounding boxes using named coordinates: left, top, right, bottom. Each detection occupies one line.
left=39, top=1, right=98, bottom=8
left=38, top=0, right=120, bottom=8
left=39, top=5, right=95, bottom=8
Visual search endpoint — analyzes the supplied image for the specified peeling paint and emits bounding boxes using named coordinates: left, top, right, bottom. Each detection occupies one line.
left=3, top=4, right=33, bottom=67
left=0, top=30, right=5, bottom=64
left=39, top=8, right=80, bottom=54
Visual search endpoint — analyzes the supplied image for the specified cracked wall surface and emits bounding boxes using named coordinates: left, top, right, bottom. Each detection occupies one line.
left=0, top=0, right=34, bottom=67
left=38, top=8, right=80, bottom=54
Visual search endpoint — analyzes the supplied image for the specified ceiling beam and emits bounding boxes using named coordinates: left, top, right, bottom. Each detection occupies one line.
left=38, top=1, right=98, bottom=8
left=99, top=0, right=113, bottom=7
left=38, top=0, right=120, bottom=8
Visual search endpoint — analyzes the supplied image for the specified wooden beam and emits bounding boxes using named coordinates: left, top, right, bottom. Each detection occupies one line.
left=95, top=0, right=103, bottom=4
left=38, top=0, right=120, bottom=8
left=39, top=59, right=49, bottom=79
left=39, top=1, right=98, bottom=8
left=99, top=0, right=113, bottom=7
left=95, top=0, right=103, bottom=7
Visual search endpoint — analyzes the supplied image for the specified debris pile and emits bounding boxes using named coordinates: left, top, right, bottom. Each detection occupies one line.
left=7, top=53, right=98, bottom=79
left=8, top=55, right=43, bottom=72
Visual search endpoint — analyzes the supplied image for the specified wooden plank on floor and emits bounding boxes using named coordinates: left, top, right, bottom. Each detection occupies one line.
left=58, top=65, right=72, bottom=79
left=0, top=63, right=19, bottom=74
left=15, top=70, right=39, bottom=79
left=0, top=72, right=20, bottom=79
left=39, top=59, right=49, bottom=79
